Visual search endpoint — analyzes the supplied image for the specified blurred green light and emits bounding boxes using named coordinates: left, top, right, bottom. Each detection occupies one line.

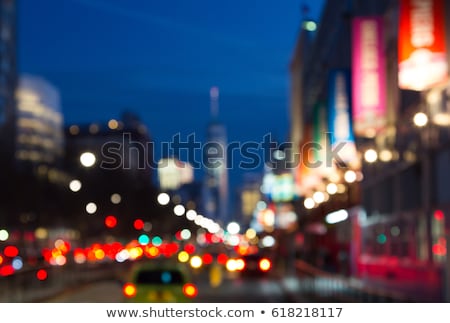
left=303, top=20, right=317, bottom=31
left=138, top=234, right=150, bottom=245
left=377, top=234, right=387, bottom=244
left=152, top=236, right=163, bottom=246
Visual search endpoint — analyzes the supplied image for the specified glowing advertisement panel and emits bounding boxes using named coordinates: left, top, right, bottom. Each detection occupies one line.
left=327, top=69, right=358, bottom=167
left=398, top=0, right=448, bottom=91
left=312, top=102, right=333, bottom=177
left=295, top=124, right=320, bottom=195
left=352, top=16, right=387, bottom=138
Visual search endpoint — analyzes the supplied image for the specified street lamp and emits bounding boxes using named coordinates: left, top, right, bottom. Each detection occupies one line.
left=413, top=112, right=429, bottom=127
left=173, top=204, right=185, bottom=216
left=0, top=229, right=9, bottom=241
left=364, top=149, right=378, bottom=163
left=69, top=179, right=82, bottom=192
left=85, top=202, right=97, bottom=215
left=226, top=222, right=240, bottom=235
left=157, top=192, right=170, bottom=206
left=80, top=152, right=96, bottom=167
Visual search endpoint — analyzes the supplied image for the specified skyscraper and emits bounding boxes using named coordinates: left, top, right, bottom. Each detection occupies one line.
left=0, top=0, right=17, bottom=126
left=15, top=74, right=64, bottom=169
left=0, top=0, right=17, bottom=167
left=202, top=87, right=229, bottom=225
left=0, top=0, right=18, bottom=227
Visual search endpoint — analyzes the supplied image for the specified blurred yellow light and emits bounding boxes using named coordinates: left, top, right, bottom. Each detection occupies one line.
left=108, top=119, right=119, bottom=130
left=94, top=249, right=105, bottom=260
left=190, top=255, right=203, bottom=269
left=178, top=251, right=189, bottom=263
left=147, top=246, right=159, bottom=257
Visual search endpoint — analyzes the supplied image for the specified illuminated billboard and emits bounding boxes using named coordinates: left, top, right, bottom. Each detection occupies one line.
left=271, top=173, right=296, bottom=203
left=327, top=69, right=358, bottom=167
left=352, top=16, right=387, bottom=138
left=398, top=0, right=448, bottom=91
left=157, top=158, right=193, bottom=191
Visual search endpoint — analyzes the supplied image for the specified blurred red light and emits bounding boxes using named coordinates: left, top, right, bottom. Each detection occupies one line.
left=36, top=269, right=48, bottom=281
left=432, top=243, right=446, bottom=256
left=202, top=253, right=213, bottom=265
left=184, top=243, right=195, bottom=254
left=133, top=219, right=144, bottom=230
left=105, top=215, right=118, bottom=228
left=434, top=210, right=444, bottom=221
left=0, top=265, right=14, bottom=276
left=3, top=245, right=19, bottom=258
left=217, top=253, right=228, bottom=265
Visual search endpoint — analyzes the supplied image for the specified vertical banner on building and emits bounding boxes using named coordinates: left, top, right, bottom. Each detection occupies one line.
left=295, top=124, right=320, bottom=195
left=327, top=69, right=358, bottom=168
left=312, top=102, right=332, bottom=177
left=352, top=16, right=387, bottom=138
left=398, top=0, right=448, bottom=91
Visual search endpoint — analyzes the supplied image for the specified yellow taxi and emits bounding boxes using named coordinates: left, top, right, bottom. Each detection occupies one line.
left=122, top=261, right=198, bottom=303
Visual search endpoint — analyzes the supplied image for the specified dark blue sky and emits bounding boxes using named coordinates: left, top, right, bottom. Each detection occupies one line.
left=18, top=0, right=325, bottom=199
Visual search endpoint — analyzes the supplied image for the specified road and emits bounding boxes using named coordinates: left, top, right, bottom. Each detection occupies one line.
left=44, top=275, right=304, bottom=303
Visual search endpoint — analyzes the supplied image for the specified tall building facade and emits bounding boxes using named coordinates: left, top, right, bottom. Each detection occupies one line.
left=202, top=87, right=229, bottom=226
left=0, top=0, right=17, bottom=126
left=0, top=0, right=18, bottom=227
left=290, top=0, right=450, bottom=300
left=15, top=74, right=64, bottom=169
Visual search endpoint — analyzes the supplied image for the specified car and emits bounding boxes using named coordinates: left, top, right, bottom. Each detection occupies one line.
left=240, top=253, right=273, bottom=277
left=122, top=260, right=198, bottom=302
left=225, top=253, right=273, bottom=278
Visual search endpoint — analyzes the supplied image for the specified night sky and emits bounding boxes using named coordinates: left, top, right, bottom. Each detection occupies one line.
left=18, top=0, right=325, bottom=204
